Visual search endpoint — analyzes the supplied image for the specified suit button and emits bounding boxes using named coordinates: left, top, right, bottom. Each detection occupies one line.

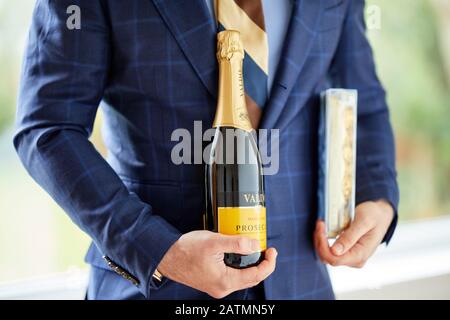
left=102, top=255, right=140, bottom=286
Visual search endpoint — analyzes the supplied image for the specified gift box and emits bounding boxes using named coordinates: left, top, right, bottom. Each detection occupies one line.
left=318, top=89, right=358, bottom=238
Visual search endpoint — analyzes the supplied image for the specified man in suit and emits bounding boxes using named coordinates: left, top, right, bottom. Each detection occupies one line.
left=14, top=0, right=398, bottom=300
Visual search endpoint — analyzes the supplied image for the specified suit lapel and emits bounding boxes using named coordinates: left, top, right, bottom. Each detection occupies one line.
left=151, top=0, right=218, bottom=99
left=260, top=0, right=322, bottom=130
left=152, top=0, right=326, bottom=128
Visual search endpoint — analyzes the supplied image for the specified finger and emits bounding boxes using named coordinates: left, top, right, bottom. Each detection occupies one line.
left=331, top=212, right=375, bottom=256
left=314, top=220, right=326, bottom=261
left=213, top=234, right=261, bottom=255
left=314, top=220, right=328, bottom=246
left=332, top=232, right=380, bottom=268
left=227, top=247, right=278, bottom=290
left=314, top=221, right=340, bottom=265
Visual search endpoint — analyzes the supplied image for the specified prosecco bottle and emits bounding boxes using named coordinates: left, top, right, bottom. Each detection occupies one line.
left=205, top=30, right=266, bottom=269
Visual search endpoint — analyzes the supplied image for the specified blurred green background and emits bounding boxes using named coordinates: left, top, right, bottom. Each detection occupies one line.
left=0, top=0, right=449, bottom=282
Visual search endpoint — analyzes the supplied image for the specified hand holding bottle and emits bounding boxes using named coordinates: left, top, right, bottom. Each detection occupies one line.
left=157, top=230, right=277, bottom=299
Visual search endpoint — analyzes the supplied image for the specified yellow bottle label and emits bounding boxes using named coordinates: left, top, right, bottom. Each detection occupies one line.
left=218, top=206, right=267, bottom=251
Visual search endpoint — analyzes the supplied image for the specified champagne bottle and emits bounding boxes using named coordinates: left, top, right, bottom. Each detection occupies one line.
left=205, top=30, right=266, bottom=269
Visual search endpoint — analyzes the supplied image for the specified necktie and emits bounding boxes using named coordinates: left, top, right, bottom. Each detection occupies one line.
left=215, top=0, right=269, bottom=129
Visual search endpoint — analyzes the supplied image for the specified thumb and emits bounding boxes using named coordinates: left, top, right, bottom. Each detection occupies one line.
left=214, top=234, right=261, bottom=255
left=331, top=215, right=374, bottom=256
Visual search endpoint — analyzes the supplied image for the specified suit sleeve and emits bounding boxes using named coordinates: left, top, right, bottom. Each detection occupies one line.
left=13, top=0, right=181, bottom=296
left=328, top=0, right=400, bottom=243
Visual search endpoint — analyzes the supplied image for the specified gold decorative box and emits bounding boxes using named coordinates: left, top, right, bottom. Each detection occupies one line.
left=318, top=89, right=358, bottom=238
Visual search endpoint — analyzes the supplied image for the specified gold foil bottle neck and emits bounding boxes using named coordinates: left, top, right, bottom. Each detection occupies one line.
left=213, top=31, right=253, bottom=132
left=217, top=30, right=244, bottom=61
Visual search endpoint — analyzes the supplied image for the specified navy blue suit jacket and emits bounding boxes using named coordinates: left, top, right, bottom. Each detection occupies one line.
left=14, top=0, right=399, bottom=299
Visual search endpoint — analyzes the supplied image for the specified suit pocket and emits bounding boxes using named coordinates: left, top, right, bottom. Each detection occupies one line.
left=121, top=177, right=204, bottom=233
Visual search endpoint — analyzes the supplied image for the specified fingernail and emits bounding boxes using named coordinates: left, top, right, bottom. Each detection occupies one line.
left=332, top=243, right=344, bottom=255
